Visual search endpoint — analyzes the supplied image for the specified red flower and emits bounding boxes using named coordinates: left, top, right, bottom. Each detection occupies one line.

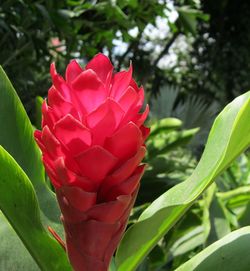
left=34, top=53, right=149, bottom=271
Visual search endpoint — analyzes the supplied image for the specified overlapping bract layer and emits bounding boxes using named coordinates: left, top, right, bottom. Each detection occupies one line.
left=34, top=53, right=149, bottom=271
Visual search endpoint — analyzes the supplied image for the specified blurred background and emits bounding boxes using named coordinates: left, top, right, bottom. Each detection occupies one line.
left=2, top=0, right=250, bottom=121
left=1, top=1, right=250, bottom=270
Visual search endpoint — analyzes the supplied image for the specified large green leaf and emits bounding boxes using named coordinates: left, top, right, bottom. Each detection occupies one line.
left=0, top=146, right=71, bottom=270
left=0, top=65, right=65, bottom=268
left=0, top=66, right=60, bottom=224
left=116, top=91, right=250, bottom=270
left=175, top=226, right=250, bottom=271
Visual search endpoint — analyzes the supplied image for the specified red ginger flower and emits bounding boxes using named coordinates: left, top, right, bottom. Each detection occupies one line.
left=34, top=53, right=150, bottom=271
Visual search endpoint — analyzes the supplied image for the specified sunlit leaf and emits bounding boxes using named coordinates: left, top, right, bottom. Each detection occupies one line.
left=116, top=91, right=250, bottom=270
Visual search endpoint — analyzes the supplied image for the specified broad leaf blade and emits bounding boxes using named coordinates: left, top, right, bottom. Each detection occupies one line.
left=0, top=66, right=60, bottom=224
left=0, top=213, right=39, bottom=271
left=0, top=146, right=71, bottom=270
left=176, top=226, right=250, bottom=271
left=0, top=66, right=60, bottom=222
left=0, top=66, right=43, bottom=190
left=0, top=66, right=65, bottom=267
left=116, top=91, right=250, bottom=270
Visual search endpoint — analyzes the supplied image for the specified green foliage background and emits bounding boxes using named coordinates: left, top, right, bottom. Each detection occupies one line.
left=2, top=0, right=249, bottom=119
left=0, top=1, right=250, bottom=271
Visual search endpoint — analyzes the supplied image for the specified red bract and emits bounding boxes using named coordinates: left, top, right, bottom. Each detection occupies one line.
left=34, top=53, right=150, bottom=271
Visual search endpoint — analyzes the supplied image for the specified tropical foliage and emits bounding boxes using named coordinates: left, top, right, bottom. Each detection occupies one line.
left=0, top=65, right=249, bottom=270
left=1, top=0, right=250, bottom=270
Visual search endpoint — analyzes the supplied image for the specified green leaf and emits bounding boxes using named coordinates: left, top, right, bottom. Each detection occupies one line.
left=35, top=96, right=44, bottom=130
left=0, top=65, right=64, bottom=267
left=109, top=258, right=117, bottom=271
left=116, top=91, right=250, bottom=270
left=239, top=201, right=250, bottom=226
left=175, top=226, right=250, bottom=271
left=203, top=185, right=231, bottom=246
left=0, top=67, right=43, bottom=189
left=176, top=6, right=210, bottom=36
left=148, top=127, right=199, bottom=158
left=0, top=66, right=61, bottom=225
left=0, top=213, right=39, bottom=271
left=170, top=226, right=204, bottom=257
left=0, top=146, right=71, bottom=270
left=149, top=118, right=182, bottom=137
